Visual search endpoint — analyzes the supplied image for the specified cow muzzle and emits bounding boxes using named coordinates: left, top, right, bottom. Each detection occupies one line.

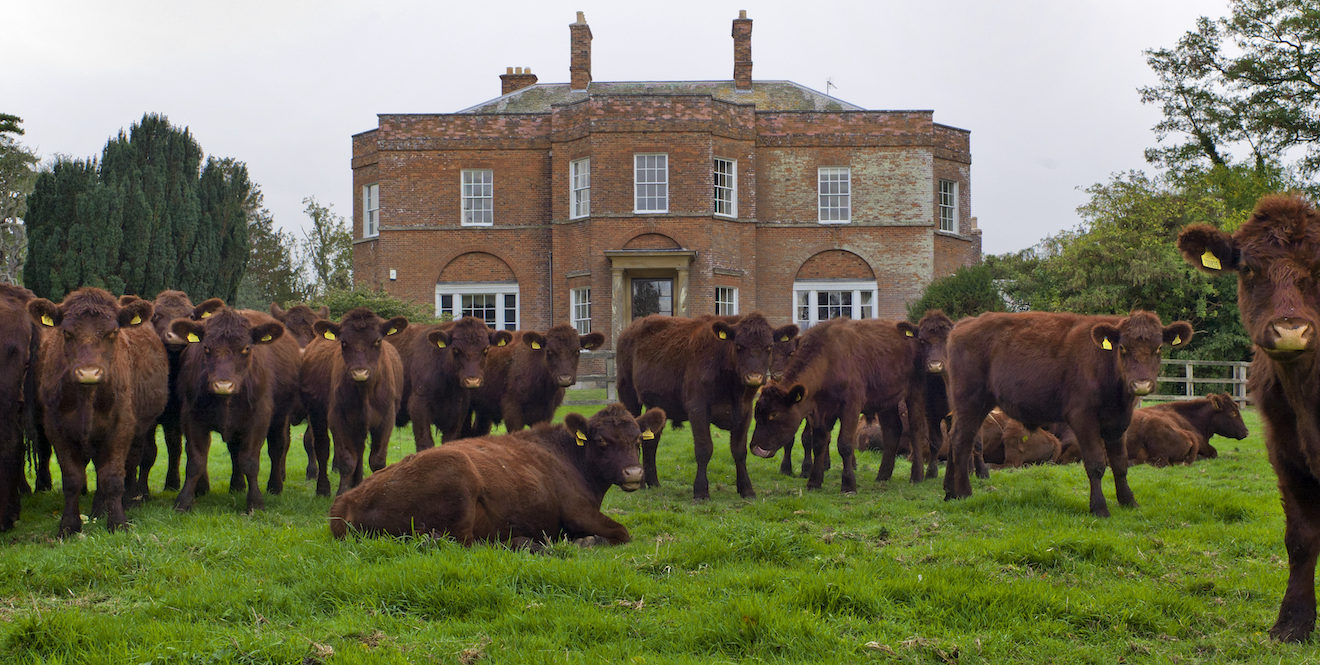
left=210, top=380, right=237, bottom=395
left=462, top=376, right=482, bottom=389
left=620, top=465, right=645, bottom=491
left=744, top=373, right=765, bottom=387
left=74, top=366, right=104, bottom=385
left=751, top=445, right=776, bottom=459
left=351, top=368, right=371, bottom=383
left=556, top=374, right=575, bottom=387
left=163, top=331, right=187, bottom=348
left=1131, top=380, right=1153, bottom=396
left=927, top=361, right=945, bottom=374
left=1269, top=319, right=1314, bottom=353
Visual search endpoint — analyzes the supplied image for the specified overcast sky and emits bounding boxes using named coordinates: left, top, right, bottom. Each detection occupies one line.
left=8, top=0, right=1225, bottom=256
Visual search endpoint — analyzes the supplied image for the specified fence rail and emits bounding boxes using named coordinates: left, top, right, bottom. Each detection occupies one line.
left=562, top=350, right=617, bottom=406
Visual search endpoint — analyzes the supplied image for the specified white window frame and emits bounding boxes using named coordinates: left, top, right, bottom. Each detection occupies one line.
left=435, top=282, right=519, bottom=330
left=818, top=166, right=851, bottom=224
left=792, top=280, right=878, bottom=329
left=570, top=158, right=590, bottom=220
left=362, top=183, right=379, bottom=238
left=714, top=157, right=737, bottom=218
left=571, top=287, right=591, bottom=334
left=461, top=169, right=493, bottom=226
left=715, top=286, right=739, bottom=316
left=939, top=179, right=958, bottom=232
left=634, top=153, right=669, bottom=213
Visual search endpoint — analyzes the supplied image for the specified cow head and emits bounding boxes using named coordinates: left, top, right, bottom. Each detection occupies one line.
left=563, top=403, right=665, bottom=492
left=712, top=312, right=779, bottom=387
left=768, top=324, right=800, bottom=382
left=29, top=287, right=152, bottom=387
left=523, top=324, right=605, bottom=387
left=172, top=308, right=283, bottom=396
left=271, top=302, right=328, bottom=348
left=1089, top=311, right=1192, bottom=397
left=1179, top=194, right=1320, bottom=362
left=150, top=290, right=195, bottom=352
left=427, top=316, right=512, bottom=389
left=914, top=309, right=954, bottom=374
left=749, top=382, right=809, bottom=458
left=314, top=308, right=407, bottom=384
left=1208, top=392, right=1250, bottom=440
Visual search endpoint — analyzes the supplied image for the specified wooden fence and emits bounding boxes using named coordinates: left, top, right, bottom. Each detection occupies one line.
left=562, top=350, right=617, bottom=406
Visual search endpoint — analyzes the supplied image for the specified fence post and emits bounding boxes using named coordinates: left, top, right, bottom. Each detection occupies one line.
left=1184, top=361, right=1194, bottom=398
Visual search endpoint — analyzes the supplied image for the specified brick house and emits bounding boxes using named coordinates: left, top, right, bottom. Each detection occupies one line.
left=350, top=11, right=981, bottom=347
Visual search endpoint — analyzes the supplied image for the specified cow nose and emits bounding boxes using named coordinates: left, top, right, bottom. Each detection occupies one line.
left=556, top=374, right=575, bottom=387
left=1272, top=320, right=1313, bottom=351
left=620, top=465, right=644, bottom=490
left=927, top=361, right=945, bottom=374
left=1131, top=380, right=1153, bottom=396
left=211, top=380, right=237, bottom=395
left=164, top=331, right=186, bottom=346
left=351, top=368, right=371, bottom=382
left=744, top=373, right=765, bottom=387
left=463, top=376, right=482, bottom=389
left=74, top=366, right=103, bottom=384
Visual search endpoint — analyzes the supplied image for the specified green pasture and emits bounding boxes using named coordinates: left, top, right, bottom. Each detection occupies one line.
left=0, top=401, right=1312, bottom=663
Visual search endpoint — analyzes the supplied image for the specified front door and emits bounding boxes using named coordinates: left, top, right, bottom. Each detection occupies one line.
left=631, top=278, right=673, bottom=319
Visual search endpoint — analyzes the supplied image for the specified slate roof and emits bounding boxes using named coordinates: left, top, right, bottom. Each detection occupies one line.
left=458, top=80, right=866, bottom=114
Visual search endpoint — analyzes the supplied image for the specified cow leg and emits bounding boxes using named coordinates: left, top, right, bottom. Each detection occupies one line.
left=1270, top=462, right=1320, bottom=642
left=805, top=419, right=834, bottom=491
left=835, top=410, right=859, bottom=494
left=54, top=446, right=87, bottom=537
left=94, top=428, right=133, bottom=532
left=798, top=427, right=815, bottom=478
left=729, top=412, right=755, bottom=499
left=0, top=420, right=20, bottom=531
left=944, top=400, right=992, bottom=501
left=303, top=426, right=318, bottom=481
left=265, top=413, right=290, bottom=495
left=875, top=423, right=899, bottom=483
left=34, top=426, right=53, bottom=492
left=779, top=424, right=798, bottom=476
left=125, top=429, right=152, bottom=506
left=690, top=411, right=717, bottom=501
left=1071, top=422, right=1111, bottom=517
left=308, top=407, right=332, bottom=497
left=163, top=418, right=183, bottom=491
left=175, top=422, right=211, bottom=512
left=1103, top=433, right=1137, bottom=508
left=563, top=509, right=631, bottom=546
left=408, top=393, right=437, bottom=451
left=367, top=421, right=391, bottom=473
left=331, top=420, right=364, bottom=496
left=236, top=421, right=266, bottom=513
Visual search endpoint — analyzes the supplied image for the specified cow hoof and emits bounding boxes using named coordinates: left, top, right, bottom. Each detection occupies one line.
left=1270, top=619, right=1315, bottom=643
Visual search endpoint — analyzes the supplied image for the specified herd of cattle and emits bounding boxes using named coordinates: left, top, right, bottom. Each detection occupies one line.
left=2, top=193, right=1320, bottom=641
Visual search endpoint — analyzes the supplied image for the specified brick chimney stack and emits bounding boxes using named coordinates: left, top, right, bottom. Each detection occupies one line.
left=570, top=11, right=592, bottom=91
left=500, top=66, right=538, bottom=95
left=732, top=10, right=752, bottom=91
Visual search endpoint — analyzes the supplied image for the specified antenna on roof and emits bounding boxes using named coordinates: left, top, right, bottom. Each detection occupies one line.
left=825, top=77, right=836, bottom=96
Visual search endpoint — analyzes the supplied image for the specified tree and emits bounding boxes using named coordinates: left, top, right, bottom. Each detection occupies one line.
left=300, top=196, right=352, bottom=298
left=235, top=190, right=307, bottom=310
left=905, top=262, right=1007, bottom=322
left=0, top=113, right=39, bottom=284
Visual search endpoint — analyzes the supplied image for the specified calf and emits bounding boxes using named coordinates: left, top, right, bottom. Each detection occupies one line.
left=170, top=304, right=295, bottom=513
left=329, top=404, right=666, bottom=547
left=0, top=284, right=37, bottom=531
left=131, top=289, right=195, bottom=495
left=749, top=317, right=929, bottom=492
left=270, top=301, right=330, bottom=480
left=978, top=409, right=1063, bottom=467
left=617, top=312, right=798, bottom=499
left=1178, top=194, right=1320, bottom=640
left=28, top=288, right=167, bottom=535
left=943, top=310, right=1193, bottom=517
left=390, top=316, right=512, bottom=450
left=468, top=324, right=604, bottom=436
left=1124, top=394, right=1247, bottom=466
left=300, top=308, right=407, bottom=495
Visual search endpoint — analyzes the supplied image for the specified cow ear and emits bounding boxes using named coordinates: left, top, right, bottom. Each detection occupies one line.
left=171, top=319, right=204, bottom=344
left=1164, top=321, right=1193, bottom=348
left=522, top=331, right=547, bottom=351
left=118, top=294, right=141, bottom=307
left=118, top=299, right=153, bottom=328
left=428, top=330, right=451, bottom=348
left=711, top=321, right=735, bottom=341
left=269, top=302, right=286, bottom=319
left=251, top=323, right=284, bottom=345
left=28, top=299, right=61, bottom=328
left=192, top=298, right=225, bottom=320
left=490, top=330, right=513, bottom=348
left=315, top=320, right=341, bottom=341
left=1209, top=393, right=1225, bottom=411
left=897, top=322, right=918, bottom=339
left=564, top=413, right=590, bottom=446
left=1091, top=323, right=1121, bottom=351
left=1177, top=224, right=1239, bottom=274
left=637, top=408, right=667, bottom=440
left=788, top=384, right=807, bottom=404
left=381, top=317, right=408, bottom=337
left=773, top=324, right=799, bottom=344
left=580, top=332, right=605, bottom=351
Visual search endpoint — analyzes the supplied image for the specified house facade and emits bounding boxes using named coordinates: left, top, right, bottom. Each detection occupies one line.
left=351, top=11, right=981, bottom=346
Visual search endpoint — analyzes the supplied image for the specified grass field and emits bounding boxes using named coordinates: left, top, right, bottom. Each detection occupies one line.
left=0, top=401, right=1314, bottom=664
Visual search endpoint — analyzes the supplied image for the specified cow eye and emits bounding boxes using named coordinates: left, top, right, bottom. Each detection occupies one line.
left=1119, top=345, right=1127, bottom=354
left=373, top=339, right=381, bottom=348
left=105, top=330, right=118, bottom=340
left=203, top=346, right=212, bottom=355
left=242, top=346, right=251, bottom=355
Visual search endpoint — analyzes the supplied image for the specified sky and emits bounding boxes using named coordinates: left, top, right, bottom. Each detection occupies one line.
left=6, top=0, right=1227, bottom=256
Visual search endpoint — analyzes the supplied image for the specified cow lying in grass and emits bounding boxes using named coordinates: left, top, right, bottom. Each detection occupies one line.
left=329, top=404, right=666, bottom=548
left=1123, top=394, right=1248, bottom=466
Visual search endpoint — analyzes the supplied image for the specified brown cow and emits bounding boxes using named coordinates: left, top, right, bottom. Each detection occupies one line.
left=170, top=303, right=297, bottom=513
left=978, top=409, right=1063, bottom=467
left=1125, top=394, right=1247, bottom=467
left=943, top=310, right=1193, bottom=517
left=270, top=301, right=330, bottom=481
left=300, top=308, right=407, bottom=495
left=467, top=324, right=605, bottom=436
left=125, top=289, right=196, bottom=496
left=1178, top=194, right=1320, bottom=640
left=0, top=284, right=37, bottom=531
left=329, top=404, right=667, bottom=547
left=389, top=316, right=512, bottom=450
left=616, top=312, right=798, bottom=499
left=749, top=317, right=929, bottom=492
left=28, top=288, right=168, bottom=535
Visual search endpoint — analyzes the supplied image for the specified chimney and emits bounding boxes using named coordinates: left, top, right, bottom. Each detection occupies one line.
left=570, top=11, right=592, bottom=91
left=732, top=10, right=752, bottom=91
left=500, top=66, right=538, bottom=95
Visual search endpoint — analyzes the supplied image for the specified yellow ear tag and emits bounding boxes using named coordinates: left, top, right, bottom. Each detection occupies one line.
left=186, top=333, right=200, bottom=343
left=1101, top=338, right=1113, bottom=351
left=531, top=341, right=542, bottom=350
left=575, top=431, right=587, bottom=446
left=779, top=334, right=789, bottom=342
left=200, top=310, right=213, bottom=319
left=130, top=315, right=142, bottom=325
left=1022, top=434, right=1030, bottom=443
left=641, top=430, right=654, bottom=440
left=905, top=329, right=914, bottom=337
left=260, top=334, right=273, bottom=343
left=40, top=315, right=54, bottom=327
left=1200, top=250, right=1221, bottom=271
left=718, top=331, right=727, bottom=340
left=323, top=331, right=336, bottom=341
left=387, top=327, right=397, bottom=336
left=497, top=339, right=507, bottom=347
left=435, top=339, right=446, bottom=348
left=1172, top=335, right=1182, bottom=346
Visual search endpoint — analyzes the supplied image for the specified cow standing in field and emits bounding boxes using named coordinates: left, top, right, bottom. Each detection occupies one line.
left=270, top=301, right=330, bottom=481
left=0, top=284, right=37, bottom=531
left=330, top=403, right=666, bottom=547
left=27, top=288, right=167, bottom=535
left=390, top=316, right=512, bottom=450
left=467, top=324, right=605, bottom=436
left=300, top=308, right=407, bottom=495
left=750, top=317, right=930, bottom=492
left=1123, top=394, right=1248, bottom=466
left=123, top=289, right=196, bottom=497
left=1178, top=194, right=1320, bottom=641
left=616, top=312, right=797, bottom=499
left=943, top=310, right=1193, bottom=517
